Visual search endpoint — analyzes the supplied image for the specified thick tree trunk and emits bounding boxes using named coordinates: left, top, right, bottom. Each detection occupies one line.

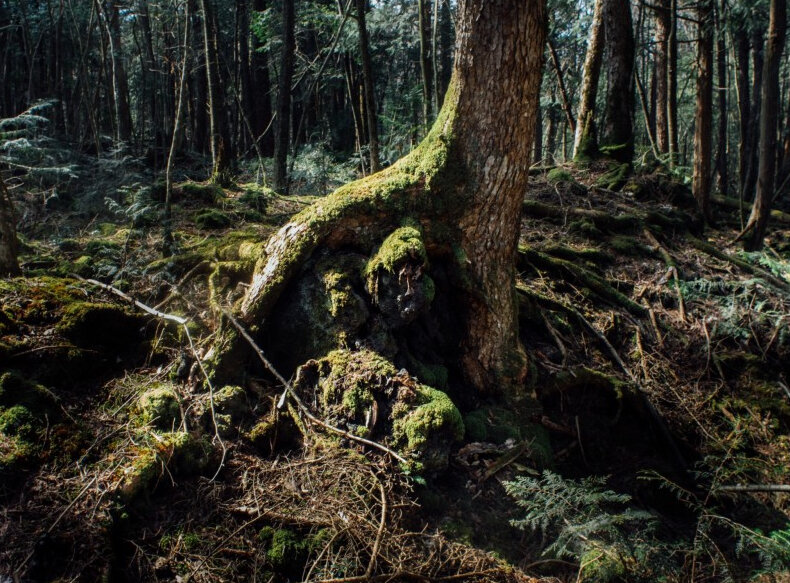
left=438, top=0, right=453, bottom=108
left=601, top=0, right=635, bottom=164
left=741, top=0, right=786, bottom=250
left=355, top=0, right=380, bottom=172
left=573, top=0, right=605, bottom=161
left=744, top=27, right=765, bottom=200
left=654, top=0, right=670, bottom=155
left=692, top=0, right=714, bottom=223
left=273, top=0, right=295, bottom=192
left=238, top=0, right=547, bottom=398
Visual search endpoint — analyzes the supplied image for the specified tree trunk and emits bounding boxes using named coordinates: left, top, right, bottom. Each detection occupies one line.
left=252, top=0, right=275, bottom=157
left=743, top=27, right=765, bottom=200
left=99, top=0, right=132, bottom=144
left=715, top=0, right=728, bottom=196
left=355, top=0, right=380, bottom=172
left=573, top=0, right=605, bottom=161
left=237, top=0, right=253, bottom=153
left=273, top=0, right=295, bottom=192
left=438, top=0, right=453, bottom=108
left=692, top=0, right=714, bottom=223
left=735, top=27, right=751, bottom=199
left=0, top=180, right=20, bottom=277
left=601, top=0, right=635, bottom=164
left=654, top=0, right=670, bottom=155
left=667, top=0, right=679, bottom=166
left=548, top=38, right=575, bottom=136
left=237, top=0, right=547, bottom=398
left=200, top=0, right=232, bottom=184
left=741, top=0, right=786, bottom=250
left=418, top=0, right=434, bottom=130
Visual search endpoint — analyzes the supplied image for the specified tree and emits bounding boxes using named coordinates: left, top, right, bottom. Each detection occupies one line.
left=273, top=0, right=296, bottom=192
left=418, top=0, right=434, bottom=129
left=653, top=0, right=670, bottom=155
left=692, top=0, right=714, bottom=223
left=573, top=0, right=605, bottom=161
left=739, top=0, right=786, bottom=250
left=601, top=0, right=635, bottom=163
left=233, top=0, right=547, bottom=398
left=355, top=0, right=381, bottom=172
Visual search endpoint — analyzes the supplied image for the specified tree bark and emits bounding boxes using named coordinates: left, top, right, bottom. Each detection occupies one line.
left=601, top=0, right=635, bottom=164
left=654, top=0, right=670, bottom=154
left=741, top=0, right=786, bottom=250
left=238, top=0, right=547, bottom=398
left=692, top=0, right=714, bottom=223
left=735, top=27, right=751, bottom=199
left=667, top=0, right=679, bottom=166
left=200, top=0, right=232, bottom=184
left=418, top=0, right=434, bottom=130
left=715, top=0, right=728, bottom=196
left=573, top=0, right=605, bottom=161
left=355, top=0, right=380, bottom=172
left=98, top=0, right=133, bottom=144
left=273, top=0, right=295, bottom=192
left=252, top=0, right=275, bottom=157
left=0, top=180, right=20, bottom=277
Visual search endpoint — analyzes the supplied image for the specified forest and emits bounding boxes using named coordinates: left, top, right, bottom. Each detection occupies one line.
left=1, top=0, right=790, bottom=581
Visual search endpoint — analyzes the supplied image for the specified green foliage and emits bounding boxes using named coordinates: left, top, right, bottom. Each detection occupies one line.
left=505, top=471, right=673, bottom=581
left=194, top=209, right=232, bottom=230
left=547, top=167, right=574, bottom=183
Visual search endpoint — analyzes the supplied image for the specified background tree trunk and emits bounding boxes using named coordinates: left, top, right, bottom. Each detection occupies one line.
left=355, top=0, right=380, bottom=172
left=742, top=0, right=786, bottom=250
left=654, top=0, right=670, bottom=154
left=273, top=0, right=295, bottom=192
left=601, top=0, right=635, bottom=164
left=418, top=0, right=434, bottom=130
left=715, top=0, right=728, bottom=196
left=692, top=0, right=714, bottom=222
left=573, top=0, right=605, bottom=160
left=668, top=0, right=679, bottom=166
left=0, top=180, right=20, bottom=277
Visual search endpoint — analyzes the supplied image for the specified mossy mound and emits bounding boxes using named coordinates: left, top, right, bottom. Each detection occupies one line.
left=293, top=349, right=463, bottom=471
left=117, top=431, right=212, bottom=502
left=194, top=209, right=232, bottom=230
left=136, top=385, right=182, bottom=430
left=201, top=385, right=248, bottom=437
left=179, top=181, right=225, bottom=204
left=257, top=526, right=331, bottom=579
left=57, top=301, right=146, bottom=351
left=547, top=168, right=574, bottom=184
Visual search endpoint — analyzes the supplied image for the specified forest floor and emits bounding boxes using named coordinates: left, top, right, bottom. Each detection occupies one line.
left=1, top=161, right=789, bottom=582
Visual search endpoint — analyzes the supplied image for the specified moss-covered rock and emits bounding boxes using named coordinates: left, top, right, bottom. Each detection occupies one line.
left=547, top=168, right=574, bottom=184
left=117, top=431, right=212, bottom=502
left=194, top=209, right=232, bottom=230
left=136, top=385, right=182, bottom=430
left=203, top=385, right=248, bottom=436
left=180, top=181, right=225, bottom=204
left=57, top=301, right=145, bottom=351
left=294, top=349, right=463, bottom=471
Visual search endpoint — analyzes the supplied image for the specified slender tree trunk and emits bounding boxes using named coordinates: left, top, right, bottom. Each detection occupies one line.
left=743, top=27, right=765, bottom=200
left=137, top=0, right=161, bottom=164
left=164, top=0, right=192, bottom=257
left=548, top=38, right=575, bottom=135
left=735, top=27, right=751, bottom=199
left=533, top=100, right=543, bottom=164
left=355, top=0, right=380, bottom=172
left=667, top=0, right=679, bottom=166
left=438, top=0, right=453, bottom=108
left=693, top=0, right=714, bottom=223
left=654, top=0, right=670, bottom=154
left=98, top=0, right=132, bottom=144
left=238, top=0, right=253, bottom=153
left=715, top=0, right=728, bottom=196
left=601, top=0, right=635, bottom=163
left=273, top=0, right=295, bottom=192
left=252, top=0, right=275, bottom=157
left=573, top=0, right=605, bottom=160
left=418, top=0, right=434, bottom=130
left=0, top=180, right=20, bottom=277
left=742, top=0, right=786, bottom=250
left=200, top=0, right=232, bottom=184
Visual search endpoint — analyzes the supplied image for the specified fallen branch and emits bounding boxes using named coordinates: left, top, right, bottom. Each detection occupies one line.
left=221, top=309, right=409, bottom=466
left=688, top=237, right=790, bottom=293
left=718, top=484, right=790, bottom=493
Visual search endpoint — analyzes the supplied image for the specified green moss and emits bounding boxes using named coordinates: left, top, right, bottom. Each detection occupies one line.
left=0, top=371, right=57, bottom=414
left=57, top=302, right=144, bottom=350
left=569, top=219, right=604, bottom=239
left=609, top=235, right=653, bottom=257
left=0, top=405, right=38, bottom=439
left=180, top=181, right=225, bottom=204
left=239, top=184, right=273, bottom=212
left=117, top=431, right=211, bottom=501
left=194, top=209, right=232, bottom=230
left=208, top=385, right=248, bottom=436
left=547, top=168, right=574, bottom=183
left=595, top=162, right=631, bottom=191
left=579, top=545, right=628, bottom=582
left=365, top=224, right=427, bottom=280
left=137, top=386, right=181, bottom=430
left=393, top=385, right=464, bottom=451
left=72, top=255, right=94, bottom=277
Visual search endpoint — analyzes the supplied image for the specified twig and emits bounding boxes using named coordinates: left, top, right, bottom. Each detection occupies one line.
left=76, top=276, right=187, bottom=325
left=718, top=484, right=790, bottom=493
left=365, top=476, right=387, bottom=579
left=221, top=309, right=409, bottom=466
